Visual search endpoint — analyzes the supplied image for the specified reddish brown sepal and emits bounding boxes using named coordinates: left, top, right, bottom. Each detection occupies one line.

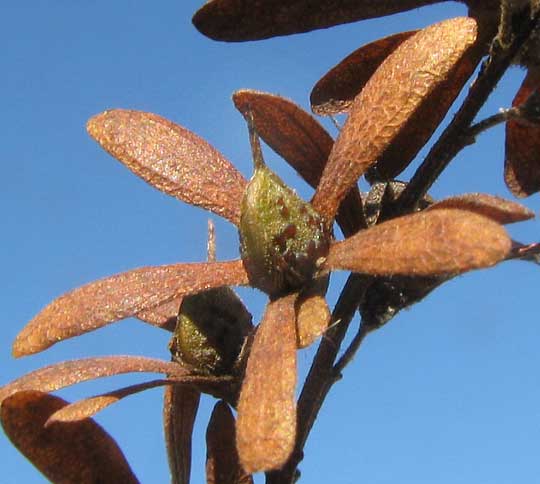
left=206, top=401, right=253, bottom=484
left=0, top=356, right=191, bottom=403
left=13, top=260, right=248, bottom=357
left=87, top=109, right=247, bottom=225
left=505, top=69, right=540, bottom=197
left=324, top=209, right=511, bottom=276
left=428, top=193, right=534, bottom=224
left=311, top=31, right=417, bottom=115
left=369, top=33, right=483, bottom=181
left=312, top=17, right=478, bottom=221
left=164, top=385, right=201, bottom=484
left=136, top=297, right=183, bottom=332
left=192, top=0, right=449, bottom=41
left=1, top=391, right=139, bottom=484
left=236, top=294, right=297, bottom=473
left=295, top=277, right=330, bottom=348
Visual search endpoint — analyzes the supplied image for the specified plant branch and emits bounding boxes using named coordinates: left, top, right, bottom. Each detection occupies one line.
left=467, top=108, right=515, bottom=139
left=332, top=323, right=371, bottom=379
left=396, top=9, right=540, bottom=213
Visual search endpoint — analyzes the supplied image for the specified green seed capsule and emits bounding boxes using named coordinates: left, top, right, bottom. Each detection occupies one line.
left=169, top=287, right=252, bottom=376
left=239, top=143, right=330, bottom=296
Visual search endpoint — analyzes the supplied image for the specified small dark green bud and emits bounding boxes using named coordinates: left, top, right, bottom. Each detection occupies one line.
left=239, top=162, right=331, bottom=296
left=169, top=287, right=252, bottom=375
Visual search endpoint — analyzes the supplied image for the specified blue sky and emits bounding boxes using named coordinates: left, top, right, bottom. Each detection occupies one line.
left=2, top=2, right=540, bottom=483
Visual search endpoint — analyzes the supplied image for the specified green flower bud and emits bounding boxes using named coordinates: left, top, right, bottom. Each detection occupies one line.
left=239, top=160, right=330, bottom=297
left=169, top=287, right=252, bottom=375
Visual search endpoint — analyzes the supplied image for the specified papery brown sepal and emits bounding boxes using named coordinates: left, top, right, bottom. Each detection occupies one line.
left=1, top=391, right=139, bottom=484
left=505, top=69, right=540, bottom=197
left=87, top=109, right=247, bottom=225
left=312, top=17, right=478, bottom=221
left=324, top=209, right=511, bottom=276
left=236, top=295, right=297, bottom=473
left=13, top=260, right=248, bottom=357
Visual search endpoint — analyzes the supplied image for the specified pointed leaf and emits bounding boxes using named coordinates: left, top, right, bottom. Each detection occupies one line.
left=13, top=260, right=248, bottom=357
left=1, top=391, right=139, bottom=484
left=164, top=385, right=201, bottom=484
left=87, top=109, right=247, bottom=225
left=312, top=17, right=478, bottom=221
left=206, top=401, right=253, bottom=484
left=136, top=297, right=182, bottom=332
left=505, top=69, right=540, bottom=197
left=295, top=277, right=331, bottom=349
left=428, top=193, right=534, bottom=224
left=193, top=0, right=447, bottom=41
left=324, top=209, right=511, bottom=276
left=0, top=356, right=192, bottom=404
left=233, top=89, right=364, bottom=235
left=311, top=31, right=417, bottom=115
left=236, top=295, right=297, bottom=473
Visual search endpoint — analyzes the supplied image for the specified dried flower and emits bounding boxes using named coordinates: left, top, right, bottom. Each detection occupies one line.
left=3, top=18, right=527, bottom=481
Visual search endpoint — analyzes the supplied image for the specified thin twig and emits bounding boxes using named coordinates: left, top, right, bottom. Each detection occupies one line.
left=467, top=108, right=516, bottom=140
left=332, top=323, right=371, bottom=379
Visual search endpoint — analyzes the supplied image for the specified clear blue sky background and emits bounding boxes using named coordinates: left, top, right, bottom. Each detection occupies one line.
left=2, top=2, right=540, bottom=483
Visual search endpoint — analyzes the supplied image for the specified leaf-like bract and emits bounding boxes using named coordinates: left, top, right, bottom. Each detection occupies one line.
left=428, top=193, right=534, bottom=224
left=236, top=295, right=297, bottom=473
left=193, top=0, right=450, bottom=41
left=206, top=401, right=253, bottom=484
left=13, top=260, right=248, bottom=357
left=325, top=209, right=511, bottom=276
left=312, top=17, right=478, bottom=221
left=1, top=391, right=139, bottom=484
left=505, top=69, right=540, bottom=197
left=87, top=109, right=247, bottom=225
